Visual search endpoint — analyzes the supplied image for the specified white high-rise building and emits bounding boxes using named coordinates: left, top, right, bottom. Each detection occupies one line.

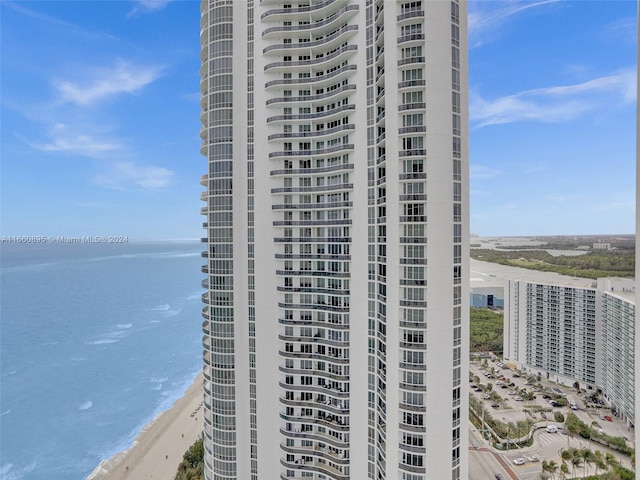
left=199, top=1, right=469, bottom=479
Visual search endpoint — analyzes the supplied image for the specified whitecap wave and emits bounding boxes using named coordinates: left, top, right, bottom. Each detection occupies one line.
left=79, top=401, right=93, bottom=411
left=150, top=376, right=168, bottom=383
left=151, top=384, right=162, bottom=391
left=159, top=308, right=182, bottom=317
left=0, top=464, right=13, bottom=478
left=87, top=338, right=119, bottom=345
left=0, top=410, right=10, bottom=417
left=186, top=292, right=203, bottom=301
left=151, top=304, right=170, bottom=311
left=115, top=323, right=133, bottom=329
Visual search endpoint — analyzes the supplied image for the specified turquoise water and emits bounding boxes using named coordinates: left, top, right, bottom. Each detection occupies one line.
left=0, top=241, right=204, bottom=479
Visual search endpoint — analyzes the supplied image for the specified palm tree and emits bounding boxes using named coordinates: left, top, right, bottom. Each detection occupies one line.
left=545, top=459, right=558, bottom=480
left=581, top=448, right=594, bottom=477
left=560, top=448, right=572, bottom=475
left=559, top=463, right=569, bottom=480
left=593, top=450, right=604, bottom=476
left=570, top=454, right=583, bottom=478
left=605, top=451, right=617, bottom=469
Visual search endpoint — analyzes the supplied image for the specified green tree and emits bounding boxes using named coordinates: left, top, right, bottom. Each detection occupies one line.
left=175, top=436, right=204, bottom=480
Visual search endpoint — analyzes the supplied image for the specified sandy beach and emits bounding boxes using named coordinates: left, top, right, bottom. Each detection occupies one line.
left=88, top=373, right=204, bottom=480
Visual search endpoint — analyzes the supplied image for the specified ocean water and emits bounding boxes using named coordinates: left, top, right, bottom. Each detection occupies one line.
left=0, top=241, right=204, bottom=480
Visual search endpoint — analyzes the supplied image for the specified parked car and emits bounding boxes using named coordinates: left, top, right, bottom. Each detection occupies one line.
left=513, top=457, right=526, bottom=465
left=495, top=474, right=505, bottom=480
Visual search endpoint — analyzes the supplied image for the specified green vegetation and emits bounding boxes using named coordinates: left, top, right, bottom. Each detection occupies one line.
left=470, top=308, right=503, bottom=353
left=554, top=411, right=565, bottom=423
left=471, top=249, right=634, bottom=279
left=556, top=447, right=635, bottom=479
left=565, top=413, right=634, bottom=457
left=175, top=436, right=204, bottom=480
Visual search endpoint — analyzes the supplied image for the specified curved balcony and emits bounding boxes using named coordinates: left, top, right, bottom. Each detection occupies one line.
left=267, top=103, right=355, bottom=125
left=261, top=0, right=337, bottom=21
left=398, top=56, right=425, bottom=67
left=278, top=317, right=349, bottom=330
left=398, top=33, right=425, bottom=44
left=268, top=144, right=354, bottom=160
left=397, top=10, right=425, bottom=22
left=398, top=102, right=426, bottom=112
left=262, top=4, right=359, bottom=39
left=268, top=124, right=355, bottom=141
left=399, top=463, right=426, bottom=475
left=279, top=351, right=349, bottom=366
left=277, top=301, right=350, bottom=313
left=263, top=24, right=358, bottom=55
left=270, top=162, right=354, bottom=177
left=265, top=65, right=356, bottom=90
left=264, top=45, right=357, bottom=73
left=399, top=126, right=426, bottom=135
left=280, top=443, right=349, bottom=465
left=278, top=366, right=349, bottom=382
left=279, top=458, right=348, bottom=480
left=278, top=333, right=349, bottom=348
left=278, top=427, right=348, bottom=450
left=398, top=79, right=426, bottom=89
left=266, top=84, right=355, bottom=106
left=279, top=411, right=349, bottom=429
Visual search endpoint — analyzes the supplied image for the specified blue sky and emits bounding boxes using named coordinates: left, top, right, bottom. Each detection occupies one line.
left=1, top=0, right=637, bottom=240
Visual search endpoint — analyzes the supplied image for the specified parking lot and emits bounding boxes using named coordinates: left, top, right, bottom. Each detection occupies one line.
left=468, top=356, right=634, bottom=479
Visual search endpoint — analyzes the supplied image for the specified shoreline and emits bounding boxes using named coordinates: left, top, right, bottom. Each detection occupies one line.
left=88, top=373, right=204, bottom=480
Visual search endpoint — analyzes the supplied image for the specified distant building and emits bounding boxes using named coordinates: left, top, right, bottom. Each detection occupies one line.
left=470, top=287, right=504, bottom=308
left=504, top=277, right=635, bottom=427
left=592, top=241, right=611, bottom=250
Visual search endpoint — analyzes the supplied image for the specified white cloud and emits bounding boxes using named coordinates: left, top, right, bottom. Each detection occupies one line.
left=29, top=123, right=120, bottom=157
left=469, top=0, right=561, bottom=48
left=128, top=0, right=173, bottom=17
left=95, top=161, right=174, bottom=189
left=471, top=69, right=637, bottom=127
left=54, top=60, right=162, bottom=106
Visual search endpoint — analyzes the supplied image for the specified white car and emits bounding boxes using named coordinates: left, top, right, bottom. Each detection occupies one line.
left=514, top=396, right=523, bottom=401
left=513, top=458, right=526, bottom=465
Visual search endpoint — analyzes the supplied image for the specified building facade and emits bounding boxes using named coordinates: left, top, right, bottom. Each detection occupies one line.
left=504, top=278, right=635, bottom=427
left=199, top=1, right=469, bottom=479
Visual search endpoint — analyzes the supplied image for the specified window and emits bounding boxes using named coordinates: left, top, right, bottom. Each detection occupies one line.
left=402, top=136, right=423, bottom=150
left=403, top=159, right=423, bottom=173
left=403, top=350, right=424, bottom=364
left=403, top=453, right=424, bottom=467
left=403, top=114, right=424, bottom=127
left=401, top=1, right=422, bottom=13
left=403, top=182, right=424, bottom=194
left=402, top=68, right=423, bottom=81
left=402, top=91, right=423, bottom=104
left=403, top=412, right=423, bottom=426
left=401, top=46, right=423, bottom=59
left=403, top=203, right=424, bottom=216
left=401, top=24, right=422, bottom=36
left=403, top=433, right=424, bottom=446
